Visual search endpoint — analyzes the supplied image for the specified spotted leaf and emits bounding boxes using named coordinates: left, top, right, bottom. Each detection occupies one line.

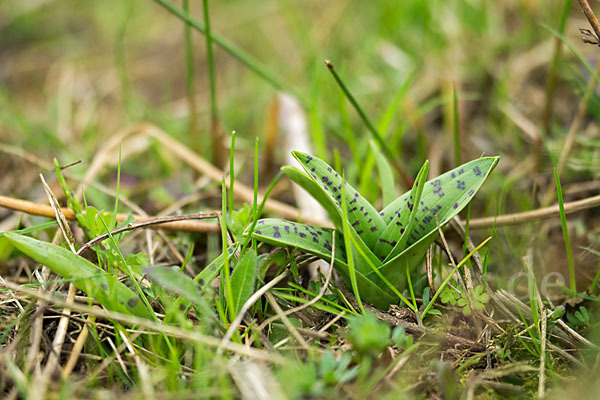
left=249, top=219, right=347, bottom=265
left=381, top=157, right=499, bottom=247
left=292, top=151, right=386, bottom=251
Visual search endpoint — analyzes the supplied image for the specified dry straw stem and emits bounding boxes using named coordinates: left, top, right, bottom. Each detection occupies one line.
left=2, top=280, right=284, bottom=364
left=0, top=195, right=219, bottom=233
left=465, top=194, right=600, bottom=229
left=579, top=0, right=600, bottom=42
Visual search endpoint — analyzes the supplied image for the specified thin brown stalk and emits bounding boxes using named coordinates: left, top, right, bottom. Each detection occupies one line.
left=0, top=195, right=220, bottom=233
left=318, top=311, right=346, bottom=334
left=61, top=313, right=92, bottom=379
left=537, top=296, right=547, bottom=399
left=466, top=194, right=600, bottom=229
left=578, top=0, right=600, bottom=41
left=76, top=212, right=219, bottom=255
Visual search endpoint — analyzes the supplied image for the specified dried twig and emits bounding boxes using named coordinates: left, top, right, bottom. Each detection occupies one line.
left=578, top=0, right=600, bottom=43
left=76, top=212, right=219, bottom=255
left=465, top=194, right=600, bottom=229
left=0, top=195, right=219, bottom=233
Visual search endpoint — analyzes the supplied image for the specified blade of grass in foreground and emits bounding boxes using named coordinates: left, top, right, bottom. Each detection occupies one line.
left=554, top=168, right=576, bottom=291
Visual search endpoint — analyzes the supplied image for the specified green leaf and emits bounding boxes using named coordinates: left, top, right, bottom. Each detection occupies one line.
left=292, top=151, right=386, bottom=250
left=381, top=157, right=499, bottom=247
left=145, top=266, right=206, bottom=307
left=367, top=230, right=439, bottom=295
left=5, top=233, right=153, bottom=319
left=376, top=158, right=498, bottom=285
left=250, top=219, right=347, bottom=265
left=230, top=249, right=257, bottom=315
left=373, top=160, right=429, bottom=261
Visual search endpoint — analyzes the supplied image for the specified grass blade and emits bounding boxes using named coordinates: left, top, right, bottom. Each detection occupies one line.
left=153, top=0, right=301, bottom=100
left=554, top=168, right=576, bottom=291
left=369, top=140, right=395, bottom=207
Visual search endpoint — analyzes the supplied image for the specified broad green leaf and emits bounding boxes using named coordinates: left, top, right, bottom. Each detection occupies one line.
left=374, top=157, right=499, bottom=289
left=145, top=266, right=206, bottom=307
left=5, top=233, right=153, bottom=319
left=369, top=140, right=395, bottom=207
left=230, top=249, right=257, bottom=315
left=250, top=219, right=346, bottom=265
left=248, top=218, right=379, bottom=275
left=381, top=157, right=499, bottom=247
left=292, top=151, right=386, bottom=251
left=373, top=160, right=429, bottom=260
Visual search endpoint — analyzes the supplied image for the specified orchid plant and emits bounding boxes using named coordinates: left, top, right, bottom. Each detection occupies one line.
left=246, top=150, right=499, bottom=310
